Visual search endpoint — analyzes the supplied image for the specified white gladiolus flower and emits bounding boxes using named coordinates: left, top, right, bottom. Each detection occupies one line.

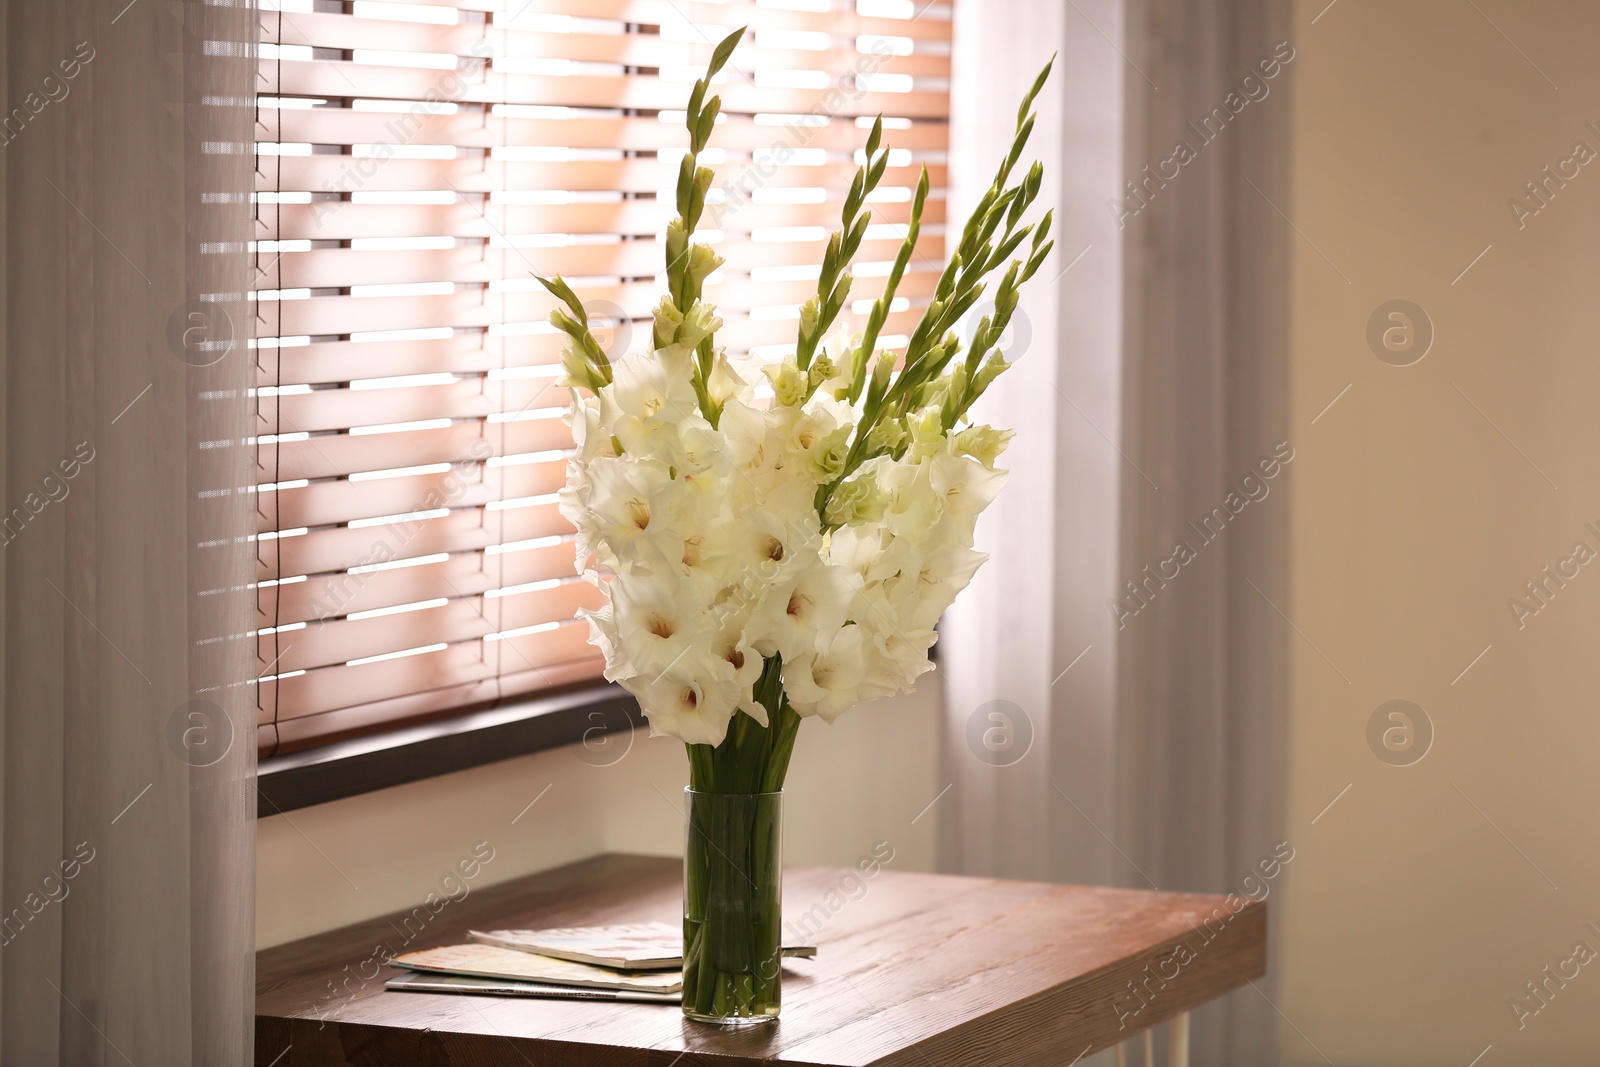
left=929, top=446, right=1009, bottom=524
left=625, top=667, right=742, bottom=746
left=891, top=542, right=988, bottom=632
left=558, top=481, right=599, bottom=573
left=582, top=456, right=677, bottom=573
left=879, top=461, right=944, bottom=540
left=699, top=508, right=812, bottom=588
left=746, top=561, right=857, bottom=662
left=822, top=524, right=885, bottom=581
left=850, top=594, right=935, bottom=700
left=578, top=600, right=621, bottom=673
left=709, top=620, right=768, bottom=726
left=605, top=346, right=700, bottom=462
left=570, top=396, right=618, bottom=465
left=784, top=625, right=867, bottom=722
left=607, top=572, right=711, bottom=678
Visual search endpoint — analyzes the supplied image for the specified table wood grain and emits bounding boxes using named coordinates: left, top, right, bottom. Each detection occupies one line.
left=256, top=854, right=1266, bottom=1066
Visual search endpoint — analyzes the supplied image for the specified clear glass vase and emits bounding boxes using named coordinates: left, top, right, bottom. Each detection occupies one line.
left=681, top=788, right=783, bottom=1025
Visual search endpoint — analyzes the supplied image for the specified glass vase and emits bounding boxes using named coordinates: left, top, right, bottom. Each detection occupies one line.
left=681, top=788, right=783, bottom=1025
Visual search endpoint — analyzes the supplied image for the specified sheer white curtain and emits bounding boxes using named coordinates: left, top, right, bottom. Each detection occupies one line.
left=942, top=0, right=1292, bottom=1063
left=0, top=1, right=257, bottom=1062
left=940, top=0, right=1130, bottom=887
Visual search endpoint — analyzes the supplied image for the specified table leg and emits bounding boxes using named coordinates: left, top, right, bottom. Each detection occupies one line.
left=1112, top=1010, right=1190, bottom=1067
left=1168, top=1011, right=1190, bottom=1067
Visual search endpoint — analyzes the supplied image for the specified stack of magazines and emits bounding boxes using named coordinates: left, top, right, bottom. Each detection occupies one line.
left=385, top=922, right=816, bottom=1003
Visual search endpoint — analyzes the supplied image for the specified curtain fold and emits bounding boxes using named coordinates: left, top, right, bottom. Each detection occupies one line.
left=1115, top=3, right=1293, bottom=1062
left=942, top=0, right=1292, bottom=1063
left=0, top=1, right=257, bottom=1063
left=940, top=0, right=1130, bottom=892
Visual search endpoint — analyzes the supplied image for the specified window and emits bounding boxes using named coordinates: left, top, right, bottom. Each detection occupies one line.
left=253, top=0, right=953, bottom=757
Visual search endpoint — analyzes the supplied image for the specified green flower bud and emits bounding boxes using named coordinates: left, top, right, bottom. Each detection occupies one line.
left=765, top=361, right=807, bottom=407
left=916, top=375, right=952, bottom=411
left=947, top=363, right=970, bottom=416
left=694, top=97, right=721, bottom=150
left=687, top=242, right=724, bottom=288
left=907, top=405, right=945, bottom=459
left=808, top=353, right=835, bottom=389
left=675, top=153, right=696, bottom=217
left=805, top=424, right=852, bottom=482
left=558, top=345, right=596, bottom=391
left=651, top=296, right=684, bottom=352
left=798, top=297, right=821, bottom=342
left=868, top=352, right=894, bottom=401
left=678, top=300, right=722, bottom=350
left=823, top=473, right=888, bottom=526
left=955, top=425, right=1014, bottom=469
left=549, top=308, right=578, bottom=337
left=971, top=352, right=1011, bottom=398
left=666, top=219, right=688, bottom=273
left=865, top=416, right=908, bottom=456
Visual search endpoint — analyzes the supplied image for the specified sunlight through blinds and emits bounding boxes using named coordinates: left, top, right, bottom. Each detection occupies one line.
left=253, top=0, right=952, bottom=755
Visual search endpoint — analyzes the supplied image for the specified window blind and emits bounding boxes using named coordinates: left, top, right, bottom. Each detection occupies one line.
left=253, top=0, right=953, bottom=756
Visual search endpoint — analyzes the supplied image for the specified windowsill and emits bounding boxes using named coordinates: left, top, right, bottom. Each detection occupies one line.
left=256, top=682, right=642, bottom=817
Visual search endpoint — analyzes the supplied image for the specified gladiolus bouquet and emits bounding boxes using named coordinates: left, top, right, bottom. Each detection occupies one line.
left=543, top=28, right=1054, bottom=1024
left=545, top=30, right=1054, bottom=790
left=544, top=31, right=1056, bottom=783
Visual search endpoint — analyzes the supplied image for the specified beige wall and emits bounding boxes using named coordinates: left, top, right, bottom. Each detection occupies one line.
left=1281, top=2, right=1600, bottom=1063
left=257, top=683, right=941, bottom=949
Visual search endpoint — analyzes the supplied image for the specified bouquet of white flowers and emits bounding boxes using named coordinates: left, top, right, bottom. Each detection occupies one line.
left=540, top=29, right=1053, bottom=1024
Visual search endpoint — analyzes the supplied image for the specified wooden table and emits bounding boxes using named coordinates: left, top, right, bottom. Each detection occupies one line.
left=256, top=854, right=1265, bottom=1066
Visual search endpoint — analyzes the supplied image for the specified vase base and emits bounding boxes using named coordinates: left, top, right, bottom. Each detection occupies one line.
left=682, top=1010, right=780, bottom=1027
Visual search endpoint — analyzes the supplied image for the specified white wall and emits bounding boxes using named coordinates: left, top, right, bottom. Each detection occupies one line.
left=257, top=682, right=941, bottom=949
left=1280, top=2, right=1600, bottom=1063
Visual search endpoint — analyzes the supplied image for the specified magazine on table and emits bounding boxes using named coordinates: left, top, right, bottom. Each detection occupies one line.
left=468, top=921, right=817, bottom=971
left=390, top=943, right=684, bottom=994
left=385, top=971, right=680, bottom=1003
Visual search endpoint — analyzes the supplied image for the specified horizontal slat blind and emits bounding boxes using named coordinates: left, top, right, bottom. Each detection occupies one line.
left=253, top=0, right=952, bottom=755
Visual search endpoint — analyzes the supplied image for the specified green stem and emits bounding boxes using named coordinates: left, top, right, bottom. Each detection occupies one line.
left=682, top=787, right=782, bottom=1021
left=681, top=655, right=791, bottom=1021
